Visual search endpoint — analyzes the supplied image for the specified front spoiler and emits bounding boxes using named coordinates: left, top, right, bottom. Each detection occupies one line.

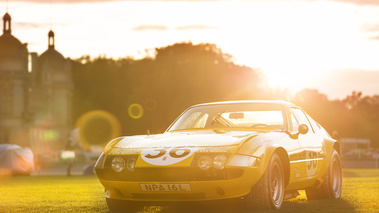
left=98, top=167, right=262, bottom=202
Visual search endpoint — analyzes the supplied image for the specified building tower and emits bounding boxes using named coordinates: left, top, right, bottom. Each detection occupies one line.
left=0, top=12, right=29, bottom=144
left=29, top=29, right=73, bottom=154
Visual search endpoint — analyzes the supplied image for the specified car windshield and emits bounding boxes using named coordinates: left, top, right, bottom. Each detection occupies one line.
left=168, top=102, right=286, bottom=131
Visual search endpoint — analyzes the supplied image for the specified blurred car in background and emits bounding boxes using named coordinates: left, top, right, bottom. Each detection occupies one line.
left=0, top=144, right=35, bottom=177
left=95, top=100, right=342, bottom=212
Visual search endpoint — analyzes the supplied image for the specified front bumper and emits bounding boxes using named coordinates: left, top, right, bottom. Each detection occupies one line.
left=97, top=167, right=262, bottom=202
left=95, top=149, right=265, bottom=202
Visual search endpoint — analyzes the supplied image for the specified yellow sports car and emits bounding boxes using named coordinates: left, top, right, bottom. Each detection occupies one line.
left=95, top=101, right=342, bottom=212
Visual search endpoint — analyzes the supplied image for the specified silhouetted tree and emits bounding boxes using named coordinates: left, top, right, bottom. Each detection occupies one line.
left=72, top=42, right=267, bottom=136
left=71, top=43, right=379, bottom=148
left=292, top=89, right=379, bottom=148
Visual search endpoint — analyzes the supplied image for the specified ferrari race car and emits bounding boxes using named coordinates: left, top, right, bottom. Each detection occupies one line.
left=95, top=100, right=342, bottom=212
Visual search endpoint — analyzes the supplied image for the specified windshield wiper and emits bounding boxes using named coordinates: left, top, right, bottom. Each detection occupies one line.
left=211, top=112, right=236, bottom=127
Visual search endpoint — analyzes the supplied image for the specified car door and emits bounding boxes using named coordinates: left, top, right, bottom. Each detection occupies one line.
left=291, top=107, right=326, bottom=178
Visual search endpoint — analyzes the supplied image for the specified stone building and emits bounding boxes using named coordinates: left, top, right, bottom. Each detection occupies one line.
left=0, top=12, right=73, bottom=156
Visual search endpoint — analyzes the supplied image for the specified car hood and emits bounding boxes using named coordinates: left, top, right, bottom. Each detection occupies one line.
left=114, top=130, right=259, bottom=149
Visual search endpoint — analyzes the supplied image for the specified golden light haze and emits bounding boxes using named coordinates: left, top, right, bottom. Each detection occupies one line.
left=3, top=0, right=379, bottom=99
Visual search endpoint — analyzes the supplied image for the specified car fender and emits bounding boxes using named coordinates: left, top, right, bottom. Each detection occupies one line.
left=238, top=139, right=290, bottom=188
left=318, top=137, right=339, bottom=178
left=263, top=145, right=290, bottom=186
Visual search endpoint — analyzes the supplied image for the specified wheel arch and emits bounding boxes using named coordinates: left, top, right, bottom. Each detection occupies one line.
left=333, top=141, right=341, bottom=155
left=319, top=138, right=340, bottom=180
left=273, top=147, right=290, bottom=187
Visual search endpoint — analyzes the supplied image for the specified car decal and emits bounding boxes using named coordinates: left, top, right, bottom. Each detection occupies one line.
left=306, top=150, right=318, bottom=176
left=141, top=145, right=199, bottom=166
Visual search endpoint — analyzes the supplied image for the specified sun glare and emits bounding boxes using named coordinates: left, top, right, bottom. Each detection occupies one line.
left=3, top=0, right=379, bottom=98
left=223, top=1, right=366, bottom=93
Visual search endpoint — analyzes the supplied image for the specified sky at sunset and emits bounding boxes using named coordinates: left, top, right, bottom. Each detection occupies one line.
left=2, top=0, right=379, bottom=99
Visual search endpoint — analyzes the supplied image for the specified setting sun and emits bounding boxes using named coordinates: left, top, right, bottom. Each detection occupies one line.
left=2, top=0, right=379, bottom=99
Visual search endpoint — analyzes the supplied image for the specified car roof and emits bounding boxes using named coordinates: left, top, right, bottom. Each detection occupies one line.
left=191, top=100, right=296, bottom=108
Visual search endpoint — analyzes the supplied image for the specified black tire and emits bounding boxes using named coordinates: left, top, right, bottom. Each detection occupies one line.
left=306, top=149, right=342, bottom=200
left=245, top=152, right=285, bottom=211
left=106, top=198, right=143, bottom=213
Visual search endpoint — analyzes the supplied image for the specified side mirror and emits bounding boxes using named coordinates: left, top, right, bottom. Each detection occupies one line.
left=287, top=124, right=309, bottom=139
left=298, top=124, right=309, bottom=135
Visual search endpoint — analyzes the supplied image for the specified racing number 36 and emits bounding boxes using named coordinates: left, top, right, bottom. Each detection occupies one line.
left=141, top=146, right=199, bottom=166
left=145, top=148, right=191, bottom=159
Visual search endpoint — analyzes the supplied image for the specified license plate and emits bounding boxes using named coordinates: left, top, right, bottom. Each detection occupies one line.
left=140, top=183, right=192, bottom=192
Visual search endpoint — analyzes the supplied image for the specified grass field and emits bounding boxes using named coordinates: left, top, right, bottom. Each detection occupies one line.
left=0, top=169, right=378, bottom=213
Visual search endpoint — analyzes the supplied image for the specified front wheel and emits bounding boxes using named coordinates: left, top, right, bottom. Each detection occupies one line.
left=245, top=152, right=285, bottom=211
left=306, top=148, right=342, bottom=200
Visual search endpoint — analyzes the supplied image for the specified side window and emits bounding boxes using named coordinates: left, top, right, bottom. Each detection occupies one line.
left=291, top=108, right=312, bottom=133
left=291, top=112, right=299, bottom=133
left=306, top=113, right=320, bottom=133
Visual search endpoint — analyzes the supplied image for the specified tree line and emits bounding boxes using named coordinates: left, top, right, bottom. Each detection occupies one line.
left=71, top=42, right=379, bottom=148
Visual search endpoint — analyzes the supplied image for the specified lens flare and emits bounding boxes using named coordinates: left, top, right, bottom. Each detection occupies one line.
left=145, top=98, right=158, bottom=111
left=75, top=110, right=122, bottom=148
left=128, top=103, right=144, bottom=119
left=41, top=130, right=60, bottom=141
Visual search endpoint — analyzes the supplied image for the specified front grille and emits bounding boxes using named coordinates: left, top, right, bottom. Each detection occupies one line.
left=97, top=167, right=244, bottom=181
left=96, top=155, right=244, bottom=181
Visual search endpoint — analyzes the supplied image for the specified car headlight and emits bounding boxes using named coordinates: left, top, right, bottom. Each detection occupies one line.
left=198, top=155, right=213, bottom=171
left=126, top=157, right=137, bottom=172
left=111, top=157, right=125, bottom=172
left=213, top=154, right=228, bottom=170
left=227, top=154, right=260, bottom=168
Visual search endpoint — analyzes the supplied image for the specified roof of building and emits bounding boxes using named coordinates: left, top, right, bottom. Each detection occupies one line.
left=0, top=13, right=26, bottom=58
left=39, top=30, right=66, bottom=68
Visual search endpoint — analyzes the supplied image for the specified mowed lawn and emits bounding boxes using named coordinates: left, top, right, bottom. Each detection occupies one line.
left=0, top=169, right=378, bottom=213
